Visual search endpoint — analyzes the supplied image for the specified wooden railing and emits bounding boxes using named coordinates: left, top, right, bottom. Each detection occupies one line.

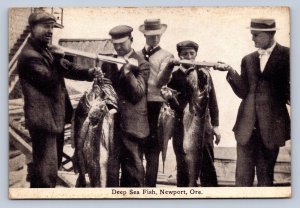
left=8, top=33, right=31, bottom=95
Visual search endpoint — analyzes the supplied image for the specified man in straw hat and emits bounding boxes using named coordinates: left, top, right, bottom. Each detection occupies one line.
left=17, top=11, right=101, bottom=188
left=101, top=25, right=150, bottom=187
left=214, top=18, right=290, bottom=186
left=137, top=19, right=174, bottom=187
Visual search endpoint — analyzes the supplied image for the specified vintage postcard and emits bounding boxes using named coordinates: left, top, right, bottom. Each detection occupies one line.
left=8, top=6, right=291, bottom=199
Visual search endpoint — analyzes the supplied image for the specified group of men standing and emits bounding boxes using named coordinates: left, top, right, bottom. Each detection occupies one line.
left=17, top=11, right=290, bottom=188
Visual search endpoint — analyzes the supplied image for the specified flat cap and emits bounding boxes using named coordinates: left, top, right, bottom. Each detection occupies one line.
left=109, top=25, right=133, bottom=43
left=28, top=12, right=56, bottom=26
left=176, top=40, right=199, bottom=53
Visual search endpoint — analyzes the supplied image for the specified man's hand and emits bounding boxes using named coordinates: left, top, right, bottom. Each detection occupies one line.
left=122, top=58, right=138, bottom=75
left=89, top=67, right=103, bottom=78
left=213, top=61, right=233, bottom=72
left=168, top=58, right=180, bottom=67
left=212, top=126, right=221, bottom=145
left=160, top=86, right=174, bottom=101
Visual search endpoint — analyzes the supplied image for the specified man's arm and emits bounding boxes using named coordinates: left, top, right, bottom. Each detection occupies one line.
left=156, top=57, right=179, bottom=88
left=226, top=60, right=249, bottom=99
left=50, top=45, right=99, bottom=82
left=214, top=60, right=249, bottom=99
left=122, top=61, right=150, bottom=104
left=208, top=75, right=221, bottom=145
left=56, top=58, right=96, bottom=81
left=18, top=53, right=59, bottom=89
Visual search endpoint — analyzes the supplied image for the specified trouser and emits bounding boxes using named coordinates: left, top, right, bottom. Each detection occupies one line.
left=142, top=102, right=162, bottom=187
left=29, top=129, right=64, bottom=188
left=200, top=133, right=218, bottom=187
left=120, top=131, right=145, bottom=187
left=173, top=118, right=218, bottom=187
left=235, top=128, right=279, bottom=187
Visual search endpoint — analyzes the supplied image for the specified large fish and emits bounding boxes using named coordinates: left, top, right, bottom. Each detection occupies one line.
left=183, top=67, right=211, bottom=187
left=157, top=102, right=175, bottom=173
left=72, top=76, right=118, bottom=187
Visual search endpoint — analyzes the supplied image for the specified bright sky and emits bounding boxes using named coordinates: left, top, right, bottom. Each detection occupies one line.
left=51, top=7, right=290, bottom=147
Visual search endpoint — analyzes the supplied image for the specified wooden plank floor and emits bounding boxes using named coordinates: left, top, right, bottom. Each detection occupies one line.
left=56, top=142, right=291, bottom=188
left=9, top=95, right=291, bottom=188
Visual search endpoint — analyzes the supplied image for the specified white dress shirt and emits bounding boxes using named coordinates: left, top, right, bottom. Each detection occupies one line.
left=258, top=42, right=276, bottom=72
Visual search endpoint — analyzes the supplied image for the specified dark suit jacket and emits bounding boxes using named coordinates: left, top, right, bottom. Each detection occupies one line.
left=167, top=67, right=219, bottom=127
left=18, top=38, right=94, bottom=134
left=227, top=43, right=290, bottom=148
left=102, top=51, right=150, bottom=139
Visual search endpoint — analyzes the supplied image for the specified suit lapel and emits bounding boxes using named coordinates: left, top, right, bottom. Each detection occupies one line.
left=262, top=43, right=280, bottom=76
left=252, top=51, right=261, bottom=76
left=29, top=38, right=54, bottom=68
left=40, top=47, right=54, bottom=67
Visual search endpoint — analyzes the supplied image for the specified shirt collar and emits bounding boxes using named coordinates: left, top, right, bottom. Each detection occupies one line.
left=145, top=44, right=159, bottom=51
left=123, top=49, right=134, bottom=59
left=258, top=41, right=276, bottom=54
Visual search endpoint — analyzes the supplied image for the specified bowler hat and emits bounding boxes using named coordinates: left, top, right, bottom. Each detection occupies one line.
left=109, top=25, right=133, bottom=43
left=247, top=18, right=278, bottom=31
left=176, top=40, right=199, bottom=53
left=139, top=19, right=167, bottom=36
left=28, top=12, right=56, bottom=26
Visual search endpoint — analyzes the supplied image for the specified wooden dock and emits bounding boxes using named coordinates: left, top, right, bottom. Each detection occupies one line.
left=9, top=94, right=291, bottom=188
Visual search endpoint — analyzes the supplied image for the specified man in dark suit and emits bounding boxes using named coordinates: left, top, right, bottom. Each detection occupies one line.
left=159, top=41, right=221, bottom=187
left=102, top=25, right=150, bottom=187
left=215, top=19, right=290, bottom=186
left=17, top=12, right=101, bottom=188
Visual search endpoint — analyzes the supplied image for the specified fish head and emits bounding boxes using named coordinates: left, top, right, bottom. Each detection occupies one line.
left=88, top=100, right=108, bottom=125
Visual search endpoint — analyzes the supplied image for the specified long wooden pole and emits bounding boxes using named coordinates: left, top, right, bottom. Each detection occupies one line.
left=59, top=46, right=218, bottom=67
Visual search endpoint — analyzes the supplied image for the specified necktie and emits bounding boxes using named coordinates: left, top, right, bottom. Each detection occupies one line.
left=147, top=46, right=154, bottom=54
left=143, top=47, right=153, bottom=61
left=258, top=48, right=272, bottom=58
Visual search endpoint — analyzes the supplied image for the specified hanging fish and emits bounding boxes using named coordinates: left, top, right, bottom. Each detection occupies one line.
left=183, top=67, right=211, bottom=187
left=72, top=73, right=118, bottom=187
left=157, top=102, right=175, bottom=174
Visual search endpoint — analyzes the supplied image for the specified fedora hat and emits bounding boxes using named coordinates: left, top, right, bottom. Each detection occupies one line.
left=139, top=19, right=167, bottom=35
left=247, top=18, right=278, bottom=31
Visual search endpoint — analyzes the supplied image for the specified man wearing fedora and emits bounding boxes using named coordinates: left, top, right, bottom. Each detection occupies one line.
left=101, top=25, right=150, bottom=187
left=137, top=19, right=174, bottom=187
left=17, top=11, right=101, bottom=187
left=215, top=18, right=290, bottom=186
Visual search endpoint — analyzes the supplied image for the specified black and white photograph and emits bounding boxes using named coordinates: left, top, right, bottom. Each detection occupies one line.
left=8, top=6, right=291, bottom=199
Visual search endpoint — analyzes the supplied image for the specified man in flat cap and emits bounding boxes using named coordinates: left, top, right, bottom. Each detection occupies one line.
left=17, top=11, right=101, bottom=188
left=215, top=19, right=290, bottom=186
left=159, top=40, right=221, bottom=187
left=137, top=19, right=174, bottom=187
left=101, top=25, right=150, bottom=187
